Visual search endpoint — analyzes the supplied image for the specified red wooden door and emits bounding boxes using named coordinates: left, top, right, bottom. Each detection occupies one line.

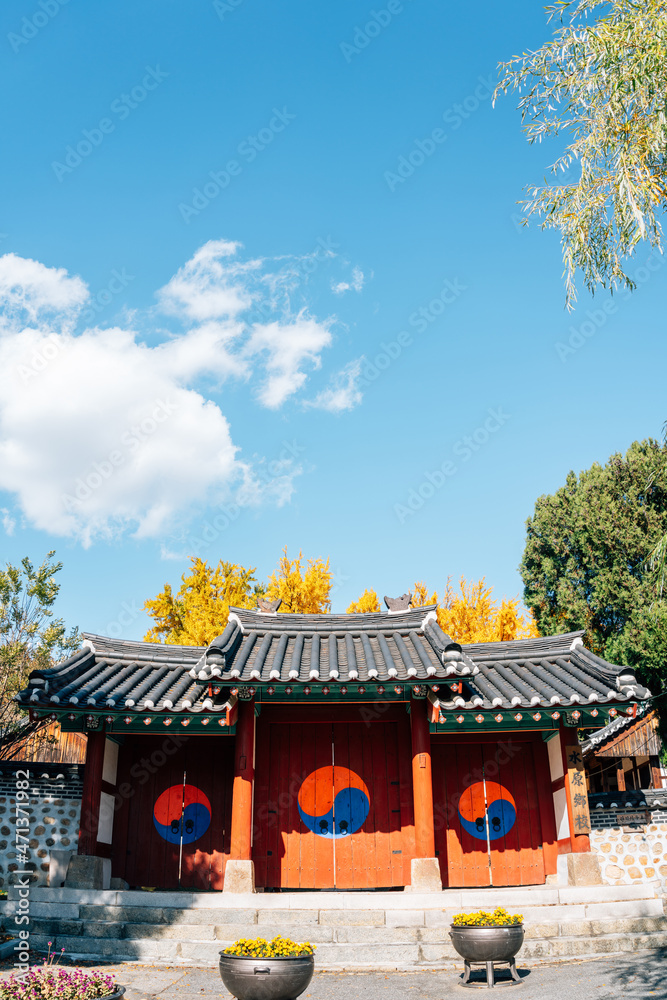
left=253, top=718, right=413, bottom=889
left=432, top=739, right=546, bottom=887
left=112, top=736, right=233, bottom=890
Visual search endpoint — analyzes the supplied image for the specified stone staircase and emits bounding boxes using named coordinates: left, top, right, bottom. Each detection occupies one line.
left=5, top=884, right=667, bottom=969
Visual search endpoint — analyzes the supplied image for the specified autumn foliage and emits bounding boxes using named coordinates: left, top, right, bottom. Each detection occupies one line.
left=143, top=558, right=265, bottom=646
left=346, top=588, right=381, bottom=614
left=265, top=549, right=332, bottom=614
left=348, top=576, right=538, bottom=644
left=145, top=552, right=537, bottom=647
left=434, top=577, right=538, bottom=645
left=144, top=549, right=332, bottom=644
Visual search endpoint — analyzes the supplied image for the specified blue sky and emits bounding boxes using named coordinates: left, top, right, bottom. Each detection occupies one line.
left=1, top=0, right=665, bottom=639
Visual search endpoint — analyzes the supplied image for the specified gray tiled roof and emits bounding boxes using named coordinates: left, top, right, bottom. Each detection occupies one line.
left=580, top=703, right=648, bottom=753
left=16, top=607, right=650, bottom=715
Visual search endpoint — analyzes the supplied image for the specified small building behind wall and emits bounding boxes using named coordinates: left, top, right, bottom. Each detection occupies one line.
left=583, top=706, right=663, bottom=793
left=16, top=600, right=651, bottom=892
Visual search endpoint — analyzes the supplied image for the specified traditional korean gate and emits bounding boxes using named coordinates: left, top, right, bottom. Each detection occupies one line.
left=432, top=738, right=549, bottom=887
left=113, top=736, right=233, bottom=890
left=253, top=717, right=414, bottom=889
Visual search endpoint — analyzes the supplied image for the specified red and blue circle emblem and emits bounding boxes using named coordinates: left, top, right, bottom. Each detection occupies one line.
left=298, top=766, right=370, bottom=839
left=153, top=784, right=212, bottom=844
left=458, top=781, right=516, bottom=841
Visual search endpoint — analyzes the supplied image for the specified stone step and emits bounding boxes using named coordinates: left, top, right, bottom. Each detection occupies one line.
left=12, top=882, right=667, bottom=970
left=27, top=929, right=667, bottom=968
left=25, top=917, right=667, bottom=969
left=14, top=882, right=660, bottom=908
left=19, top=894, right=664, bottom=935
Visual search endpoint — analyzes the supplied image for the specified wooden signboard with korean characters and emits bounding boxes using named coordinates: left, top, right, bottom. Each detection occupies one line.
left=566, top=745, right=591, bottom=836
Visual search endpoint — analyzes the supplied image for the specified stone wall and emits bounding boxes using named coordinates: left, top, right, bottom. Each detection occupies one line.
left=0, top=763, right=83, bottom=888
left=591, top=823, right=667, bottom=894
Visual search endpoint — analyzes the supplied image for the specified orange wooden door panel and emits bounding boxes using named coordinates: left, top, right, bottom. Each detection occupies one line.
left=254, top=722, right=335, bottom=889
left=253, top=719, right=412, bottom=889
left=433, top=739, right=547, bottom=888
left=486, top=741, right=545, bottom=887
left=433, top=741, right=491, bottom=887
left=113, top=736, right=231, bottom=890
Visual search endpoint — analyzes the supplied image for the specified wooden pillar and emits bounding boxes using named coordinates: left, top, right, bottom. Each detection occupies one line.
left=410, top=697, right=436, bottom=858
left=615, top=759, right=626, bottom=791
left=78, top=731, right=105, bottom=856
left=230, top=699, right=255, bottom=860
left=650, top=755, right=663, bottom=789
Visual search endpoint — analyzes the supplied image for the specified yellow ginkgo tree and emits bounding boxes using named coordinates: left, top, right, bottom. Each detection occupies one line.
left=347, top=577, right=538, bottom=644
left=265, top=548, right=332, bottom=614
left=144, top=549, right=334, bottom=644
left=143, top=558, right=264, bottom=646
left=346, top=588, right=381, bottom=614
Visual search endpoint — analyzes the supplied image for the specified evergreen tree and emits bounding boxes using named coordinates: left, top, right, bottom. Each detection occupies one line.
left=520, top=438, right=667, bottom=699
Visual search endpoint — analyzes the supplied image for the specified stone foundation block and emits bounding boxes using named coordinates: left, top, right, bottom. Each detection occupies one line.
left=48, top=850, right=74, bottom=888
left=418, top=926, right=458, bottom=944
left=334, top=926, right=419, bottom=944
left=424, top=909, right=462, bottom=927
left=85, top=921, right=126, bottom=939
left=223, top=860, right=255, bottom=894
left=319, top=909, right=385, bottom=926
left=207, top=908, right=258, bottom=924
left=409, top=857, right=442, bottom=892
left=80, top=904, right=167, bottom=924
left=566, top=853, right=603, bottom=886
left=256, top=908, right=319, bottom=924
left=310, top=942, right=420, bottom=966
left=523, top=922, right=560, bottom=939
left=132, top=923, right=216, bottom=940
left=221, top=924, right=334, bottom=944
left=64, top=855, right=111, bottom=890
left=30, top=918, right=82, bottom=937
left=385, top=909, right=425, bottom=927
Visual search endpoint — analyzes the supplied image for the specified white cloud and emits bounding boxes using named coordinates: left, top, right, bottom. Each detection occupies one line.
left=332, top=266, right=365, bottom=295
left=307, top=358, right=364, bottom=413
left=0, top=242, right=342, bottom=545
left=246, top=313, right=333, bottom=408
left=0, top=508, right=16, bottom=536
left=0, top=324, right=241, bottom=545
left=0, top=253, right=87, bottom=326
left=158, top=239, right=259, bottom=321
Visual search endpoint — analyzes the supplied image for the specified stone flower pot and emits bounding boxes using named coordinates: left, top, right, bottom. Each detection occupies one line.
left=218, top=953, right=314, bottom=1000
left=449, top=925, right=524, bottom=986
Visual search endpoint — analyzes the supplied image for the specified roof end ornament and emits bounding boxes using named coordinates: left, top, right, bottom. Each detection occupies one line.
left=384, top=593, right=412, bottom=614
left=257, top=598, right=282, bottom=614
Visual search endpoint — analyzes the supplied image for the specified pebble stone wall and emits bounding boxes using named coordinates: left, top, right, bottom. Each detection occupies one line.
left=591, top=822, right=667, bottom=896
left=0, top=763, right=83, bottom=888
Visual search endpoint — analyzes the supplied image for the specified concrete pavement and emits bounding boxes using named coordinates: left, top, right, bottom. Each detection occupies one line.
left=93, top=952, right=667, bottom=1000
